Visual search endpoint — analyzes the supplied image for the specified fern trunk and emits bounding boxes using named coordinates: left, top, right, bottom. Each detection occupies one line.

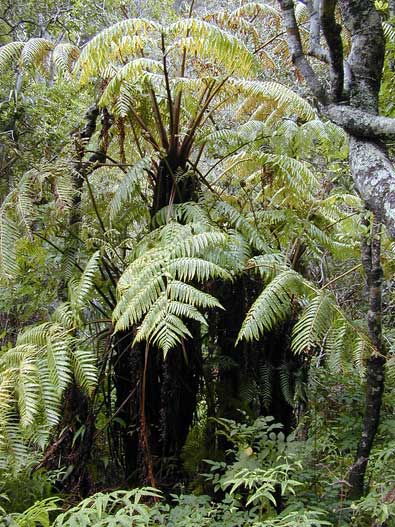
left=151, top=156, right=199, bottom=215
left=210, top=278, right=301, bottom=432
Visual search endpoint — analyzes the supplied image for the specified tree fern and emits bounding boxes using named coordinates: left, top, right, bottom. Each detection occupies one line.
left=237, top=269, right=303, bottom=342
left=291, top=292, right=336, bottom=354
left=20, top=38, right=53, bottom=70
left=0, top=41, right=24, bottom=69
left=114, top=223, right=230, bottom=355
left=69, top=250, right=101, bottom=313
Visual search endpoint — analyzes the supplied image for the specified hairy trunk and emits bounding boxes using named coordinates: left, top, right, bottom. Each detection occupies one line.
left=151, top=156, right=199, bottom=216
left=211, top=278, right=301, bottom=434
left=111, top=159, right=201, bottom=486
left=39, top=384, right=95, bottom=497
left=41, top=107, right=110, bottom=492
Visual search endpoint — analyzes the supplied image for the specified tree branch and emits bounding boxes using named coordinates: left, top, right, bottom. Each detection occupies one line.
left=278, top=0, right=327, bottom=103
left=324, top=104, right=395, bottom=139
left=321, top=0, right=344, bottom=101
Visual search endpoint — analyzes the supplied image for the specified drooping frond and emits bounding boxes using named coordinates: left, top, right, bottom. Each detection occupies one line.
left=291, top=293, right=336, bottom=354
left=231, top=79, right=316, bottom=121
left=213, top=200, right=269, bottom=252
left=52, top=43, right=80, bottom=77
left=114, top=223, right=230, bottom=355
left=70, top=349, right=98, bottom=395
left=0, top=213, right=19, bottom=281
left=20, top=38, right=54, bottom=69
left=168, top=18, right=260, bottom=77
left=75, top=18, right=161, bottom=83
left=230, top=2, right=281, bottom=21
left=100, top=58, right=163, bottom=105
left=107, top=158, right=151, bottom=220
left=0, top=41, right=24, bottom=69
left=238, top=269, right=303, bottom=342
left=221, top=151, right=320, bottom=201
left=69, top=251, right=101, bottom=312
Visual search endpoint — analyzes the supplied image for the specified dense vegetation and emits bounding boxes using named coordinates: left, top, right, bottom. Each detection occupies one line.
left=1, top=0, right=395, bottom=525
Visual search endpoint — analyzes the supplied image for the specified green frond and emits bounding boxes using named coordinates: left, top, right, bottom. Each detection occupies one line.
left=168, top=257, right=231, bottom=281
left=20, top=38, right=54, bottom=69
left=305, top=223, right=358, bottom=259
left=214, top=200, right=268, bottom=252
left=296, top=119, right=348, bottom=158
left=53, top=43, right=80, bottom=77
left=291, top=293, right=336, bottom=354
left=11, top=173, right=36, bottom=234
left=52, top=302, right=75, bottom=329
left=279, top=364, right=294, bottom=405
left=238, top=270, right=303, bottom=342
left=0, top=214, right=19, bottom=280
left=70, top=251, right=100, bottom=311
left=114, top=223, right=228, bottom=353
left=46, top=337, right=72, bottom=392
left=15, top=353, right=41, bottom=428
left=100, top=58, right=163, bottom=105
left=167, top=280, right=223, bottom=309
left=204, top=10, right=261, bottom=49
left=53, top=167, right=76, bottom=209
left=352, top=334, right=371, bottom=372
left=230, top=79, right=316, bottom=120
left=230, top=2, right=281, bottom=21
left=259, top=360, right=272, bottom=408
left=170, top=230, right=227, bottom=258
left=71, top=349, right=98, bottom=394
left=75, top=19, right=161, bottom=83
left=36, top=356, right=63, bottom=427
left=222, top=151, right=320, bottom=201
left=325, top=322, right=348, bottom=373
left=16, top=323, right=55, bottom=346
left=168, top=18, right=259, bottom=77
left=0, top=41, right=24, bottom=69
left=246, top=253, right=289, bottom=280
left=107, top=157, right=151, bottom=220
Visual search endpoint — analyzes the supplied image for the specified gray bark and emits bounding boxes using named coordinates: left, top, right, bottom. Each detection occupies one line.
left=279, top=0, right=395, bottom=240
left=324, top=105, right=395, bottom=140
left=348, top=219, right=386, bottom=499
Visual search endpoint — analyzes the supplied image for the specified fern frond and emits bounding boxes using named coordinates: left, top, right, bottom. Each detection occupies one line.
left=75, top=19, right=161, bottom=83
left=0, top=214, right=19, bottom=280
left=0, top=41, right=24, bottom=69
left=168, top=18, right=259, bottom=76
left=71, top=349, right=98, bottom=395
left=70, top=251, right=100, bottom=311
left=53, top=43, right=80, bottom=77
left=214, top=200, right=268, bottom=252
left=238, top=270, right=303, bottom=342
left=230, top=2, right=281, bottom=21
left=20, top=38, right=53, bottom=69
left=114, top=223, right=228, bottom=353
left=100, top=58, right=163, bottom=105
left=107, top=158, right=151, bottom=220
left=230, top=79, right=316, bottom=120
left=291, top=293, right=335, bottom=354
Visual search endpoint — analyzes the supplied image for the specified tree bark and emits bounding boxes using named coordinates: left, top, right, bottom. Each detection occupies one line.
left=278, top=0, right=395, bottom=239
left=348, top=219, right=386, bottom=499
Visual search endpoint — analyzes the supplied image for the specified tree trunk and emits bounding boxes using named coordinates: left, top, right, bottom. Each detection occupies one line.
left=348, top=219, right=386, bottom=499
left=110, top=159, right=201, bottom=486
